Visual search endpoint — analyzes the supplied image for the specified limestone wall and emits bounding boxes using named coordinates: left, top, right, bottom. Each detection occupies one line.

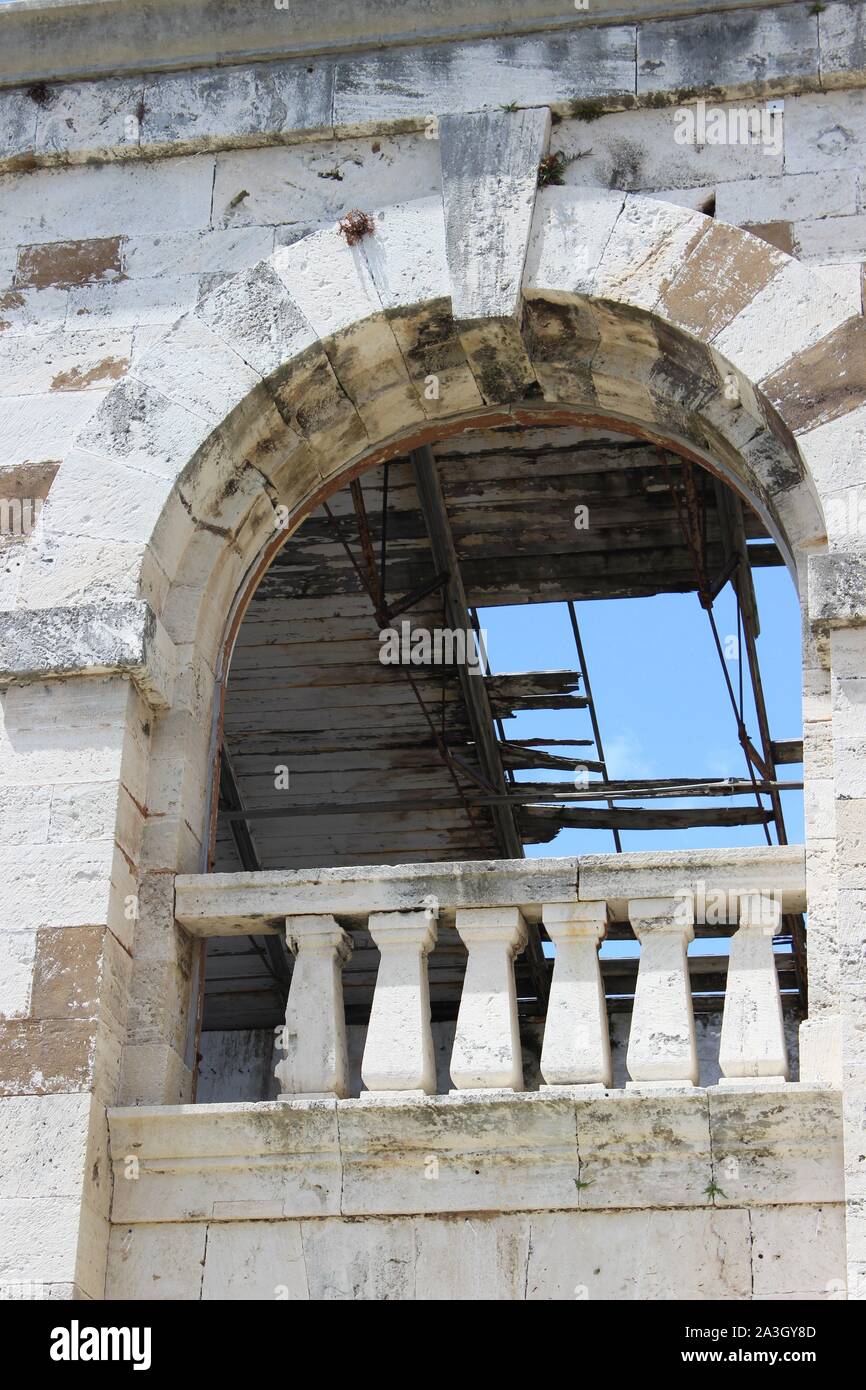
left=107, top=1203, right=847, bottom=1300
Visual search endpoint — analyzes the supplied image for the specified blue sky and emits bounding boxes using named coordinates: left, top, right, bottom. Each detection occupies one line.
left=480, top=563, right=803, bottom=859
left=481, top=565, right=803, bottom=961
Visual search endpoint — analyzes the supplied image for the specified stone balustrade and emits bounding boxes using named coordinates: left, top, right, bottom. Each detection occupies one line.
left=175, top=847, right=807, bottom=1099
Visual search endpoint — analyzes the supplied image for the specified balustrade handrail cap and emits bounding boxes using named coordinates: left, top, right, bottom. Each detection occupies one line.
left=175, top=846, right=805, bottom=932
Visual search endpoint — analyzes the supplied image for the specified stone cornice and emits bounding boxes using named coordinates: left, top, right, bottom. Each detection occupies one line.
left=107, top=1087, right=843, bottom=1224
left=0, top=0, right=813, bottom=88
left=2, top=3, right=863, bottom=174
left=0, top=599, right=177, bottom=708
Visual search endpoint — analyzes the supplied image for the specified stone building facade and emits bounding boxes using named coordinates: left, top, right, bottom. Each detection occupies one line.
left=0, top=0, right=865, bottom=1300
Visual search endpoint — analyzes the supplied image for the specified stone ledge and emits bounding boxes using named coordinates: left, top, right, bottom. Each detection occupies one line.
left=0, top=600, right=176, bottom=709
left=0, top=3, right=850, bottom=173
left=0, top=0, right=809, bottom=88
left=106, top=1086, right=843, bottom=1225
left=808, top=552, right=866, bottom=629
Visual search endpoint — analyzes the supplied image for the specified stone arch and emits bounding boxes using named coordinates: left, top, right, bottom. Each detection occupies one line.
left=10, top=161, right=866, bottom=1108
left=39, top=182, right=866, bottom=667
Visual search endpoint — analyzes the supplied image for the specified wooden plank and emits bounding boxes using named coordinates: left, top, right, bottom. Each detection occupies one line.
left=772, top=739, right=803, bottom=765
left=519, top=805, right=774, bottom=831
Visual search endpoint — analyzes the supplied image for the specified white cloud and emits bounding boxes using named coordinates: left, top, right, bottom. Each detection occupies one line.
left=602, top=732, right=653, bottom=780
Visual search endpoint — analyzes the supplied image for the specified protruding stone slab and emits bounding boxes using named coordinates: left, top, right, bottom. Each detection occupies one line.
left=626, top=896, right=698, bottom=1089
left=0, top=600, right=176, bottom=710
left=440, top=107, right=548, bottom=322
left=540, top=901, right=612, bottom=1088
left=451, top=906, right=528, bottom=1091
left=439, top=107, right=548, bottom=401
left=361, top=908, right=438, bottom=1095
left=339, top=1090, right=579, bottom=1216
left=719, top=893, right=789, bottom=1084
left=108, top=1099, right=343, bottom=1223
left=276, top=915, right=352, bottom=1100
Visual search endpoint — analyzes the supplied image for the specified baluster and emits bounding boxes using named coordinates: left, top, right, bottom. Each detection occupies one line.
left=626, top=896, right=699, bottom=1088
left=361, top=907, right=438, bottom=1095
left=719, top=892, right=788, bottom=1084
left=540, top=901, right=612, bottom=1089
left=275, top=914, right=352, bottom=1099
left=451, top=906, right=527, bottom=1091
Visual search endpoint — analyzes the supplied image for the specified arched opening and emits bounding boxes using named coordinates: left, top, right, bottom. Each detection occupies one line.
left=84, top=187, right=853, bottom=1114
left=197, top=409, right=806, bottom=1099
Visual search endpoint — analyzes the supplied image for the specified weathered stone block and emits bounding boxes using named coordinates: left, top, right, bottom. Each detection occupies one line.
left=107, top=1221, right=207, bottom=1301
left=300, top=1215, right=416, bottom=1300
left=762, top=316, right=866, bottom=435
left=0, top=1019, right=97, bottom=1097
left=140, top=58, right=335, bottom=150
left=716, top=171, right=857, bottom=228
left=0, top=158, right=216, bottom=247
left=637, top=7, right=819, bottom=98
left=809, top=553, right=866, bottom=629
left=333, top=28, right=636, bottom=130
left=576, top=1091, right=710, bottom=1208
left=0, top=328, right=130, bottom=398
left=15, top=237, right=125, bottom=293
left=712, top=258, right=849, bottom=384
left=201, top=1220, right=309, bottom=1300
left=785, top=88, right=866, bottom=174
left=658, top=220, right=787, bottom=340
left=0, top=784, right=51, bottom=846
left=33, top=78, right=143, bottom=164
left=414, top=1212, right=530, bottom=1301
left=0, top=391, right=103, bottom=469
left=123, top=225, right=273, bottom=280
left=524, top=186, right=625, bottom=304
left=795, top=211, right=866, bottom=265
left=820, top=1, right=866, bottom=88
left=595, top=196, right=708, bottom=311
left=0, top=932, right=35, bottom=1021
left=708, top=1087, right=844, bottom=1206
left=108, top=1100, right=342, bottom=1221
left=0, top=285, right=68, bottom=336
left=339, top=1090, right=579, bottom=1216
left=527, top=1208, right=752, bottom=1300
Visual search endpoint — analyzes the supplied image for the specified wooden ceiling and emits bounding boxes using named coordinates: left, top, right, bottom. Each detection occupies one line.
left=203, top=421, right=797, bottom=1032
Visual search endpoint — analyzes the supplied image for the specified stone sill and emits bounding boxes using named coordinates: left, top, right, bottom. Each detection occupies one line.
left=108, top=1084, right=842, bottom=1224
